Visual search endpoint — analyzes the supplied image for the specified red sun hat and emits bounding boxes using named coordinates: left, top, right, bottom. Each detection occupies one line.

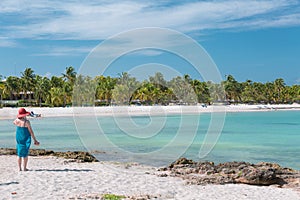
left=18, top=108, right=30, bottom=118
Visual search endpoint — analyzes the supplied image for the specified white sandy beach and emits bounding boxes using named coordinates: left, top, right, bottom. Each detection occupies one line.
left=1, top=104, right=300, bottom=119
left=0, top=155, right=299, bottom=200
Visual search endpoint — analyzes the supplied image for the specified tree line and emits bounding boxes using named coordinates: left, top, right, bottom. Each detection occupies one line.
left=0, top=67, right=299, bottom=107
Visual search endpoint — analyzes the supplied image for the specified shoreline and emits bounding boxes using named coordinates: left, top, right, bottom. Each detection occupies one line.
left=1, top=104, right=300, bottom=119
left=0, top=154, right=299, bottom=199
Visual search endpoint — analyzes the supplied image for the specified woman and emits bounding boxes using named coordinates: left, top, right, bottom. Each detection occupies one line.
left=13, top=108, right=40, bottom=171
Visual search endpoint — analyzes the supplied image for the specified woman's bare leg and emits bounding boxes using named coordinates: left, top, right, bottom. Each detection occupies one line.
left=18, top=157, right=22, bottom=171
left=23, top=156, right=29, bottom=171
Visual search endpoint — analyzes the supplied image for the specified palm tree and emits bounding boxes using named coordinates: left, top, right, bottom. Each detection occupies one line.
left=134, top=81, right=160, bottom=105
left=285, top=84, right=300, bottom=103
left=223, top=75, right=242, bottom=103
left=168, top=76, right=197, bottom=105
left=49, top=87, right=64, bottom=107
left=207, top=81, right=225, bottom=104
left=73, top=75, right=96, bottom=106
left=241, top=80, right=255, bottom=103
left=191, top=79, right=211, bottom=103
left=61, top=66, right=77, bottom=106
left=184, top=74, right=192, bottom=84
left=112, top=84, right=128, bottom=105
left=50, top=76, right=64, bottom=88
left=95, top=75, right=116, bottom=105
left=63, top=81, right=74, bottom=107
left=149, top=72, right=167, bottom=90
left=113, top=72, right=139, bottom=105
left=264, top=82, right=276, bottom=103
left=62, top=66, right=76, bottom=85
left=34, top=75, right=51, bottom=107
left=148, top=72, right=172, bottom=105
left=274, top=78, right=286, bottom=103
left=288, top=85, right=300, bottom=103
left=0, top=80, right=4, bottom=107
left=163, top=87, right=176, bottom=105
left=73, top=75, right=85, bottom=106
left=4, top=76, right=20, bottom=100
left=20, top=68, right=36, bottom=101
left=250, top=82, right=265, bottom=103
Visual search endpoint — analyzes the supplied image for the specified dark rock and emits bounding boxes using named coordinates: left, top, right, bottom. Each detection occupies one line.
left=160, top=157, right=300, bottom=188
left=173, top=157, right=195, bottom=165
left=158, top=173, right=168, bottom=177
left=195, top=161, right=215, bottom=174
left=236, top=166, right=277, bottom=185
left=52, top=151, right=98, bottom=162
left=0, top=148, right=16, bottom=155
left=29, top=149, right=55, bottom=156
left=0, top=148, right=98, bottom=162
left=158, top=167, right=168, bottom=171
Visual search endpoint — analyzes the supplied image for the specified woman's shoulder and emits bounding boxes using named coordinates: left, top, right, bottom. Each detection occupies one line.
left=24, top=120, right=31, bottom=126
left=14, top=118, right=30, bottom=127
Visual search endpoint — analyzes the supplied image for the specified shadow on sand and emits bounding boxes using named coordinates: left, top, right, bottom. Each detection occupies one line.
left=34, top=168, right=94, bottom=172
left=0, top=181, right=19, bottom=186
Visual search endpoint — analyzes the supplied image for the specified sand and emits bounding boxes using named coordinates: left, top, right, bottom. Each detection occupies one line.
left=0, top=155, right=299, bottom=200
left=1, top=104, right=300, bottom=119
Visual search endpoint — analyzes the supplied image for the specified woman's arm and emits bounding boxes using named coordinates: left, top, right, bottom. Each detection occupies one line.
left=25, top=121, right=40, bottom=145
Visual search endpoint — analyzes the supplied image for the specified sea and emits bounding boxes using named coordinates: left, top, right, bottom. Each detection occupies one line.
left=1, top=110, right=299, bottom=169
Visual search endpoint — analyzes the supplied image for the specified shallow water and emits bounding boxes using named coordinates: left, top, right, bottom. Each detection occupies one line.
left=1, top=110, right=299, bottom=169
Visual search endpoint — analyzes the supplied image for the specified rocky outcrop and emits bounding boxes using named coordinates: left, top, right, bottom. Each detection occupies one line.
left=0, top=148, right=98, bottom=162
left=51, top=151, right=99, bottom=162
left=159, top=158, right=300, bottom=188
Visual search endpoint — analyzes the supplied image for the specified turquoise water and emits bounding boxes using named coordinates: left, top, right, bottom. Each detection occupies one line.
left=1, top=110, right=299, bottom=169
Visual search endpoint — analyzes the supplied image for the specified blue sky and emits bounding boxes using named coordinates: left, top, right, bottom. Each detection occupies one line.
left=0, top=0, right=300, bottom=85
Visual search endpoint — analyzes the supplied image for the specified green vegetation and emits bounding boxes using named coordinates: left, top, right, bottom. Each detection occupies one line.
left=0, top=68, right=299, bottom=107
left=102, top=194, right=126, bottom=200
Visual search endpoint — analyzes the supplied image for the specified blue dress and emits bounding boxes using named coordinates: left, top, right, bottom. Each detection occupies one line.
left=16, top=125, right=31, bottom=157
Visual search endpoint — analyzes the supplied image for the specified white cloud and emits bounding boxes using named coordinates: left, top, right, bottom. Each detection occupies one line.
left=129, top=49, right=164, bottom=56
left=0, top=37, right=17, bottom=47
left=87, top=27, right=198, bottom=60
left=253, top=13, right=300, bottom=28
left=31, top=46, right=94, bottom=56
left=0, top=0, right=299, bottom=40
left=44, top=72, right=52, bottom=78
